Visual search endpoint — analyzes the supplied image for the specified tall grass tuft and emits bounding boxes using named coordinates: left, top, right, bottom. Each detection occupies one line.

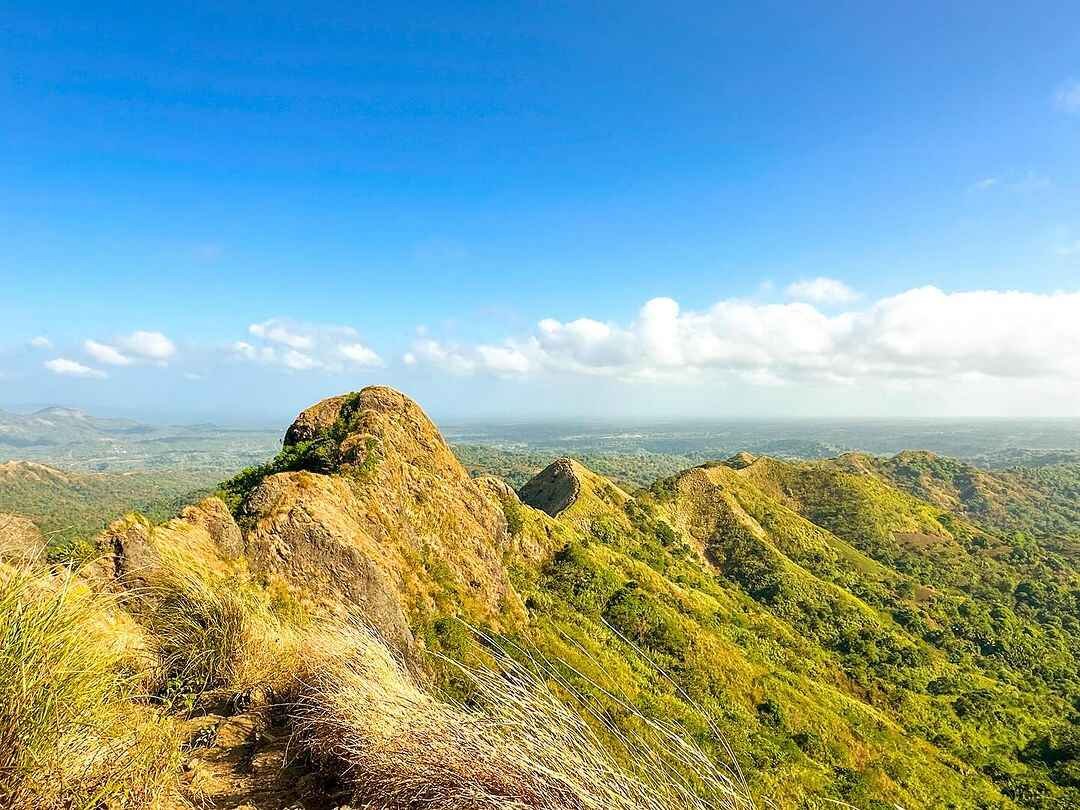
left=145, top=567, right=302, bottom=702
left=291, top=621, right=753, bottom=810
left=0, top=563, right=183, bottom=809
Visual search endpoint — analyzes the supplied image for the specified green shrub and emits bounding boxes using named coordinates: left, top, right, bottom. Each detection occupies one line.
left=543, top=542, right=622, bottom=614
left=604, top=584, right=689, bottom=657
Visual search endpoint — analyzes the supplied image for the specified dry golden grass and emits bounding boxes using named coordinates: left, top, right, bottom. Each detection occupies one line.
left=290, top=620, right=753, bottom=810
left=2, top=498, right=756, bottom=810
left=0, top=562, right=184, bottom=810
left=144, top=566, right=304, bottom=702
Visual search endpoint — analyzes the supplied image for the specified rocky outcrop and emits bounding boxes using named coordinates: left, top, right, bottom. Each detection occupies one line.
left=475, top=475, right=570, bottom=565
left=724, top=451, right=758, bottom=470
left=0, top=513, right=46, bottom=565
left=241, top=471, right=415, bottom=655
left=518, top=458, right=582, bottom=517
left=239, top=387, right=525, bottom=645
left=518, top=457, right=632, bottom=523
left=86, top=497, right=244, bottom=595
left=178, top=497, right=244, bottom=559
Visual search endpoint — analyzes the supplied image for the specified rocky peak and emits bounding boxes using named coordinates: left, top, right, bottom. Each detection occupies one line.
left=724, top=451, right=758, bottom=470
left=518, top=458, right=583, bottom=517
left=241, top=386, right=523, bottom=638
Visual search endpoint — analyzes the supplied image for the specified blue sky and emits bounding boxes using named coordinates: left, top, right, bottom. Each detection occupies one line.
left=2, top=2, right=1079, bottom=422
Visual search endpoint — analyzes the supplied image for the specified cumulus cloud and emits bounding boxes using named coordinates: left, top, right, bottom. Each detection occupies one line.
left=248, top=320, right=315, bottom=350
left=81, top=331, right=176, bottom=367
left=234, top=319, right=382, bottom=372
left=84, top=339, right=133, bottom=366
left=405, top=287, right=1080, bottom=386
left=401, top=338, right=531, bottom=377
left=118, top=331, right=176, bottom=361
left=44, top=358, right=107, bottom=379
left=338, top=343, right=383, bottom=367
left=1054, top=79, right=1080, bottom=114
left=282, top=349, right=320, bottom=370
left=29, top=336, right=52, bottom=349
left=784, top=277, right=859, bottom=305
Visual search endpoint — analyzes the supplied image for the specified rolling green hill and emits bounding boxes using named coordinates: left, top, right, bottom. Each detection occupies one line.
left=486, top=453, right=1080, bottom=808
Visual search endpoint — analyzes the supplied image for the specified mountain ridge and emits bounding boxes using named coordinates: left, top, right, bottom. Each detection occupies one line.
left=2, top=386, right=1079, bottom=808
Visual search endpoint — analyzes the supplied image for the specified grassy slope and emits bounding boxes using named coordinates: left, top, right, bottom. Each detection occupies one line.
left=233, top=424, right=1080, bottom=807
left=465, top=455, right=1080, bottom=809
left=5, top=416, right=1080, bottom=808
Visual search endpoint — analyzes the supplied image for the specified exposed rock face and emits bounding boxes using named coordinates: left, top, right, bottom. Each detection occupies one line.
left=89, top=514, right=160, bottom=591
left=282, top=393, right=353, bottom=446
left=725, top=451, right=758, bottom=470
left=517, top=456, right=633, bottom=523
left=241, top=386, right=523, bottom=642
left=241, top=471, right=415, bottom=655
left=475, top=475, right=569, bottom=565
left=178, top=497, right=244, bottom=559
left=0, top=512, right=46, bottom=565
left=518, top=458, right=582, bottom=517
left=86, top=497, right=244, bottom=595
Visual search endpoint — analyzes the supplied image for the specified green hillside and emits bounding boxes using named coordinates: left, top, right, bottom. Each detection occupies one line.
left=479, top=454, right=1080, bottom=808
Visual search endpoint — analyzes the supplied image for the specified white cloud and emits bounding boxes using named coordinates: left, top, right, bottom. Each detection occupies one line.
left=84, top=339, right=133, bottom=366
left=118, top=330, right=176, bottom=361
left=81, top=331, right=176, bottom=367
left=401, top=338, right=531, bottom=377
left=1054, top=79, right=1080, bottom=114
left=784, top=277, right=859, bottom=305
left=231, top=341, right=276, bottom=363
left=405, top=339, right=479, bottom=375
left=29, top=336, right=52, bottom=349
left=970, top=177, right=998, bottom=191
left=234, top=320, right=379, bottom=373
left=476, top=345, right=531, bottom=375
left=282, top=349, right=320, bottom=370
left=248, top=319, right=316, bottom=350
left=44, top=358, right=107, bottom=379
left=338, top=342, right=384, bottom=367
left=405, top=287, right=1080, bottom=387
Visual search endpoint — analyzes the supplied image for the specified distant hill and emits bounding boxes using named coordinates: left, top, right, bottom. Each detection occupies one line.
left=0, top=406, right=148, bottom=447
left=0, top=459, right=218, bottom=555
left=837, top=450, right=1080, bottom=545
left=0, top=406, right=279, bottom=471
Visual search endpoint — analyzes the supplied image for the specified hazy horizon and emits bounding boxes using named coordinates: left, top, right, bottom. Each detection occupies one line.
left=7, top=394, right=1080, bottom=431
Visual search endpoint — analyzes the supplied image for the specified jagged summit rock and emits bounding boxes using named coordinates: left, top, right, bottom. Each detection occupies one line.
left=518, top=457, right=631, bottom=522
left=240, top=386, right=524, bottom=642
left=518, top=458, right=582, bottom=517
left=724, top=451, right=758, bottom=470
